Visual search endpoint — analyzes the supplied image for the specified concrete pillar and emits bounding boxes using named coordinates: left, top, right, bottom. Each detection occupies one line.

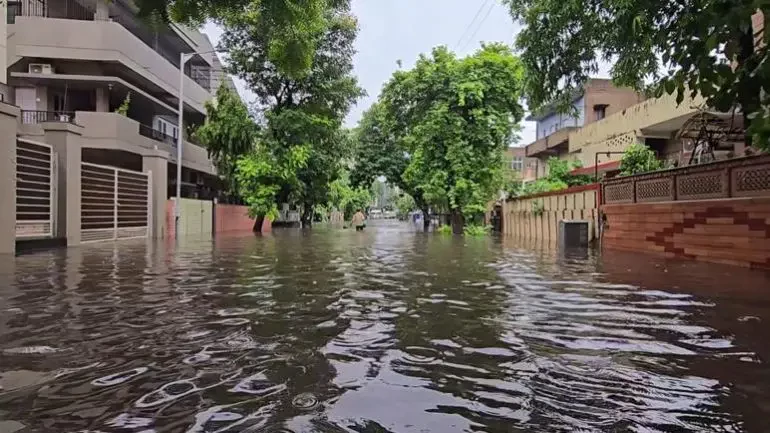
left=95, top=88, right=109, bottom=112
left=143, top=151, right=169, bottom=239
left=43, top=123, right=83, bottom=246
left=94, top=1, right=109, bottom=20
left=0, top=103, right=20, bottom=254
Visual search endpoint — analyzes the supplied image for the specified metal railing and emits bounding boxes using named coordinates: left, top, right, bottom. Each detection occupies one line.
left=602, top=154, right=770, bottom=204
left=139, top=123, right=176, bottom=146
left=21, top=110, right=76, bottom=124
left=7, top=0, right=94, bottom=23
left=16, top=139, right=54, bottom=239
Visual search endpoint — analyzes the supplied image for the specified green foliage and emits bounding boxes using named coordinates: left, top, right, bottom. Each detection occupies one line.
left=463, top=224, right=491, bottom=236
left=235, top=144, right=310, bottom=220
left=134, top=0, right=348, bottom=78
left=220, top=0, right=363, bottom=225
left=395, top=193, right=416, bottom=219
left=436, top=225, right=453, bottom=235
left=195, top=84, right=259, bottom=194
left=355, top=44, right=525, bottom=229
left=516, top=157, right=590, bottom=196
left=115, top=92, right=131, bottom=116
left=620, top=143, right=663, bottom=176
left=503, top=169, right=523, bottom=197
left=327, top=169, right=372, bottom=219
left=503, top=0, right=770, bottom=150
left=532, top=200, right=544, bottom=216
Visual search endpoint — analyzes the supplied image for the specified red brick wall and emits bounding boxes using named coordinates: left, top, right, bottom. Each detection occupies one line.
left=214, top=204, right=272, bottom=233
left=215, top=204, right=255, bottom=232
left=602, top=197, right=770, bottom=269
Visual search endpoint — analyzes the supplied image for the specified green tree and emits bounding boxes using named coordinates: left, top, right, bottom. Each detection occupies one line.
left=619, top=143, right=663, bottom=176
left=327, top=169, right=372, bottom=219
left=134, top=0, right=348, bottom=78
left=503, top=0, right=770, bottom=148
left=221, top=0, right=363, bottom=227
left=351, top=102, right=434, bottom=229
left=379, top=44, right=526, bottom=233
left=194, top=84, right=259, bottom=195
left=394, top=193, right=416, bottom=220
left=235, top=144, right=310, bottom=221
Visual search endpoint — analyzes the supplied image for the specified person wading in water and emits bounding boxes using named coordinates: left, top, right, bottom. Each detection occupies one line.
left=351, top=209, right=366, bottom=231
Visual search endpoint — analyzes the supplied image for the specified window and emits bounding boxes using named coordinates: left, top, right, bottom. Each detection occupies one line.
left=510, top=157, right=524, bottom=172
left=593, top=104, right=608, bottom=121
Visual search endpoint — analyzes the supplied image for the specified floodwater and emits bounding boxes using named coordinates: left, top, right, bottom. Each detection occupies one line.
left=1, top=221, right=770, bottom=433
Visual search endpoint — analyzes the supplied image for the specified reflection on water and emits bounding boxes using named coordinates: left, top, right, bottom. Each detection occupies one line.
left=1, top=221, right=769, bottom=432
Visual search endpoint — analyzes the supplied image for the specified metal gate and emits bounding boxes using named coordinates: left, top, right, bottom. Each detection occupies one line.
left=16, top=139, right=54, bottom=238
left=81, top=163, right=152, bottom=243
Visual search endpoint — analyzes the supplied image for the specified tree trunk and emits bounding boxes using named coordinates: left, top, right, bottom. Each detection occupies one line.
left=301, top=204, right=313, bottom=228
left=450, top=209, right=464, bottom=234
left=421, top=208, right=431, bottom=231
left=253, top=215, right=264, bottom=232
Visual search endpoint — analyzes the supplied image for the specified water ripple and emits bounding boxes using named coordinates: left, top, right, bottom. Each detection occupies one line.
left=0, top=223, right=768, bottom=432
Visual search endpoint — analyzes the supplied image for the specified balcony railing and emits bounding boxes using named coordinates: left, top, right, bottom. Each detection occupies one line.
left=7, top=0, right=94, bottom=23
left=139, top=123, right=176, bottom=146
left=21, top=110, right=76, bottom=124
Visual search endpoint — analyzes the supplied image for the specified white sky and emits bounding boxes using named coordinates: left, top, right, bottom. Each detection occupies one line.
left=203, top=0, right=539, bottom=145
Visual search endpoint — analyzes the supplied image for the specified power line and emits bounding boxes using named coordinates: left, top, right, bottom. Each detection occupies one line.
left=454, top=0, right=491, bottom=50
left=459, top=1, right=496, bottom=52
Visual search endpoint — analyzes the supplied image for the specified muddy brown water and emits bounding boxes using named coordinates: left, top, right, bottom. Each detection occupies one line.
left=1, top=220, right=769, bottom=432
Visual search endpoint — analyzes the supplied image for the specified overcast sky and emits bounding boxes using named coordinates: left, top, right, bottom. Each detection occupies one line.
left=203, top=0, right=539, bottom=145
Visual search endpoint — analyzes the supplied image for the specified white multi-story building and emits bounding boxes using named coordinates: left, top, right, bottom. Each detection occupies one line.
left=0, top=0, right=235, bottom=249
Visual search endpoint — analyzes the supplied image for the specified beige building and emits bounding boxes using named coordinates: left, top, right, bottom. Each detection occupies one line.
left=524, top=78, right=645, bottom=178
left=1, top=0, right=233, bottom=253
left=504, top=146, right=536, bottom=183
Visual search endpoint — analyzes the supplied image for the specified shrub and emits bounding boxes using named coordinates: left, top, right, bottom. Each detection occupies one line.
left=463, top=224, right=491, bottom=236
left=620, top=143, right=663, bottom=176
left=436, top=225, right=452, bottom=235
left=115, top=92, right=131, bottom=116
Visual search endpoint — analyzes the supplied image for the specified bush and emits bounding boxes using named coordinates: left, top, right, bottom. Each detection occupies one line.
left=620, top=143, right=663, bottom=176
left=436, top=225, right=452, bottom=235
left=463, top=224, right=491, bottom=236
left=514, top=157, right=592, bottom=197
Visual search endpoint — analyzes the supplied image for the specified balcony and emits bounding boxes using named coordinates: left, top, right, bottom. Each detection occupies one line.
left=525, top=127, right=575, bottom=158
left=9, top=7, right=212, bottom=113
left=75, top=111, right=216, bottom=175
left=20, top=110, right=77, bottom=124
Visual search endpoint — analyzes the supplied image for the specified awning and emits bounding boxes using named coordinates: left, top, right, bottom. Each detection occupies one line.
left=570, top=160, right=621, bottom=176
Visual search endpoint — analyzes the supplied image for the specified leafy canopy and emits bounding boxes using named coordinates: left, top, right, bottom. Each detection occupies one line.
left=376, top=44, right=526, bottom=222
left=504, top=0, right=770, bottom=147
left=194, top=84, right=259, bottom=193
left=220, top=0, right=363, bottom=224
left=135, top=0, right=349, bottom=77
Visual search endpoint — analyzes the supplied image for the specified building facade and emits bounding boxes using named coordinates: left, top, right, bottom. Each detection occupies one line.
left=524, top=78, right=645, bottom=178
left=1, top=0, right=234, bottom=251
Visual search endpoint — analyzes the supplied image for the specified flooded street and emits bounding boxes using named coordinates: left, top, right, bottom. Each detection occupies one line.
left=1, top=221, right=770, bottom=432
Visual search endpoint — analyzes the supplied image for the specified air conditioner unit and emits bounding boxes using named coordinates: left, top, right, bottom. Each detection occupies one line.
left=29, top=63, right=54, bottom=75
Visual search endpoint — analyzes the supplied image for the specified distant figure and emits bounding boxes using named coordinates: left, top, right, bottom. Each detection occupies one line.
left=351, top=209, right=366, bottom=231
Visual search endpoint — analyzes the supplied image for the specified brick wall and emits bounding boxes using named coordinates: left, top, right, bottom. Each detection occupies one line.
left=215, top=204, right=255, bottom=233
left=602, top=197, right=770, bottom=269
